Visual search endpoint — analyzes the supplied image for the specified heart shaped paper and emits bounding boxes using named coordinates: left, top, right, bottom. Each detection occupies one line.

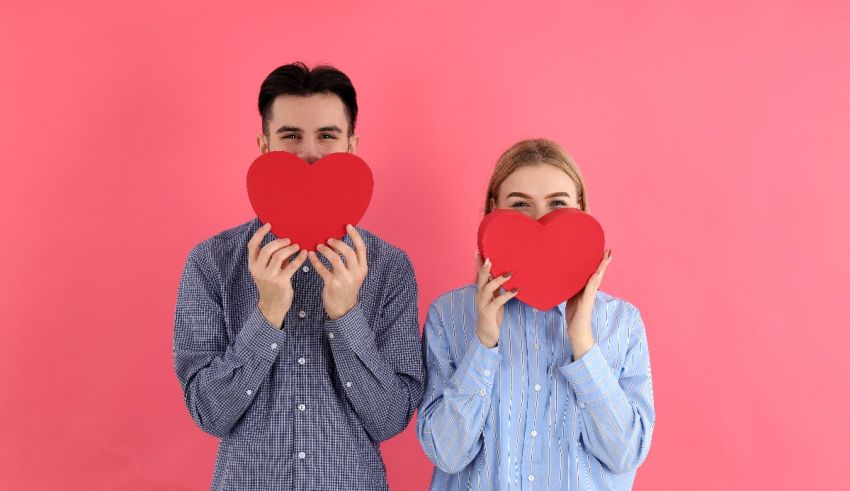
left=246, top=151, right=373, bottom=251
left=477, top=208, right=605, bottom=310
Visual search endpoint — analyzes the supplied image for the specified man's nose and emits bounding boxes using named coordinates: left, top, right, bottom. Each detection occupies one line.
left=298, top=140, right=322, bottom=164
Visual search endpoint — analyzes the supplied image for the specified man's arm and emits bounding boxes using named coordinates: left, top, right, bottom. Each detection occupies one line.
left=173, top=244, right=288, bottom=438
left=323, top=251, right=425, bottom=443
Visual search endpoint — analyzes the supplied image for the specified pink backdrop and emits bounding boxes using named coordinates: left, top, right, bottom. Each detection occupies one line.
left=2, top=1, right=849, bottom=489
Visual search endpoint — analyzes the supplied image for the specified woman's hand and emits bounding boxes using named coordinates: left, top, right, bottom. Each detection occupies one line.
left=475, top=255, right=520, bottom=348
left=566, top=249, right=612, bottom=359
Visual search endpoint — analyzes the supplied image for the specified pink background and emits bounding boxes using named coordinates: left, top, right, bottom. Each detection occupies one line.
left=2, top=1, right=849, bottom=489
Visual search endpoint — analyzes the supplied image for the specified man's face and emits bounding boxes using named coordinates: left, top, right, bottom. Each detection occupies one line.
left=258, top=93, right=359, bottom=163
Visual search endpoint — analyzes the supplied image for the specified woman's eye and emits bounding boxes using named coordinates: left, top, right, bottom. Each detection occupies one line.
left=550, top=200, right=568, bottom=207
left=510, top=201, right=529, bottom=208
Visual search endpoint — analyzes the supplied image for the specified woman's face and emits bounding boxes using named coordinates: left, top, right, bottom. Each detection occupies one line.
left=493, top=163, right=580, bottom=220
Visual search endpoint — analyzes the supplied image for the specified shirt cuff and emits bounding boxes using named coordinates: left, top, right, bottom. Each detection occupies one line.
left=560, top=344, right=618, bottom=405
left=234, top=306, right=289, bottom=362
left=323, top=303, right=373, bottom=351
left=451, top=337, right=501, bottom=397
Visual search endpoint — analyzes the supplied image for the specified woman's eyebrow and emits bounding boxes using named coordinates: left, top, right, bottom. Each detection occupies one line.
left=505, top=192, right=572, bottom=199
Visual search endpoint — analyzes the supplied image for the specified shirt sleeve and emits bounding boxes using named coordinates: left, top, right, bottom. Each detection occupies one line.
left=173, top=245, right=286, bottom=438
left=560, top=306, right=655, bottom=474
left=416, top=302, right=501, bottom=474
left=323, top=251, right=424, bottom=443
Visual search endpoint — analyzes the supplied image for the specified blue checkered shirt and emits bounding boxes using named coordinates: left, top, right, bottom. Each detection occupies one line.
left=173, top=217, right=424, bottom=490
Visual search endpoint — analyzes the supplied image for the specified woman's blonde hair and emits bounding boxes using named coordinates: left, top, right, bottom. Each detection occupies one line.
left=484, top=138, right=588, bottom=214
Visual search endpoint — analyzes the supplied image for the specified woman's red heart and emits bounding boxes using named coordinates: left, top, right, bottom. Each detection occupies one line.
left=246, top=151, right=373, bottom=251
left=477, top=208, right=605, bottom=310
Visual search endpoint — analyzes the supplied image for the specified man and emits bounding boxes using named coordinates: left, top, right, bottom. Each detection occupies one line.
left=173, top=62, right=423, bottom=490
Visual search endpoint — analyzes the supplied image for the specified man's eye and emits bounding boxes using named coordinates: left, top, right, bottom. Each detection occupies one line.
left=510, top=201, right=529, bottom=208
left=320, top=134, right=337, bottom=140
left=282, top=134, right=299, bottom=140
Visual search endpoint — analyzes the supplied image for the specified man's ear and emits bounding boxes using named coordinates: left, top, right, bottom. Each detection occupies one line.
left=347, top=134, right=360, bottom=154
left=257, top=134, right=269, bottom=154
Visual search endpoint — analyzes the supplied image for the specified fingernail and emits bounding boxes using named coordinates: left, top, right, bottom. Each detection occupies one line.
left=503, top=272, right=512, bottom=278
left=484, top=257, right=491, bottom=267
left=511, top=288, right=520, bottom=293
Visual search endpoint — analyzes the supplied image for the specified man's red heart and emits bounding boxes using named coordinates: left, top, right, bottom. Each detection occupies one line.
left=477, top=208, right=605, bottom=311
left=246, top=151, right=373, bottom=251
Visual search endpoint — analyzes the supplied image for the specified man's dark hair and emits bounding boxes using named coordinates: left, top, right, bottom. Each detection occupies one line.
left=258, top=62, right=358, bottom=136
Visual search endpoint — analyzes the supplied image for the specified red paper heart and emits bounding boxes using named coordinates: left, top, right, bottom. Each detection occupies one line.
left=477, top=208, right=605, bottom=310
left=246, top=151, right=373, bottom=251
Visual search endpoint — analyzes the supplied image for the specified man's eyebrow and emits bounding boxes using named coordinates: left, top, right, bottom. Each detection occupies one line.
left=317, top=125, right=343, bottom=133
left=275, top=125, right=302, bottom=134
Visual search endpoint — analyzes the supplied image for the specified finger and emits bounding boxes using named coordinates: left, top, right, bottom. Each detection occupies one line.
left=483, top=271, right=512, bottom=297
left=326, top=237, right=357, bottom=268
left=247, top=222, right=272, bottom=266
left=281, top=250, right=308, bottom=278
left=257, top=237, right=293, bottom=269
left=317, top=243, right=345, bottom=273
left=583, top=250, right=612, bottom=299
left=476, top=257, right=492, bottom=290
left=491, top=288, right=520, bottom=308
left=269, top=243, right=301, bottom=274
left=308, top=251, right=332, bottom=282
left=346, top=225, right=368, bottom=266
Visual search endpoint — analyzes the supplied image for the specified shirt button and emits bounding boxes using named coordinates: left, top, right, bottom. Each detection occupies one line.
left=298, top=451, right=306, bottom=459
left=579, top=402, right=586, bottom=409
left=484, top=370, right=491, bottom=376
left=302, top=265, right=310, bottom=273
left=298, top=310, right=307, bottom=318
left=534, top=343, right=540, bottom=350
left=298, top=357, right=306, bottom=365
left=345, top=381, right=352, bottom=388
left=531, top=430, right=538, bottom=437
left=534, top=384, right=541, bottom=391
left=298, top=404, right=306, bottom=411
left=246, top=389, right=253, bottom=396
left=479, top=389, right=486, bottom=396
left=270, top=343, right=278, bottom=350
left=328, top=332, right=335, bottom=340
left=528, top=475, right=535, bottom=482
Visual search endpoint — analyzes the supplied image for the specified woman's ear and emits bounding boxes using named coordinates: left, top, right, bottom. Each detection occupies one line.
left=488, top=196, right=497, bottom=211
left=257, top=134, right=269, bottom=154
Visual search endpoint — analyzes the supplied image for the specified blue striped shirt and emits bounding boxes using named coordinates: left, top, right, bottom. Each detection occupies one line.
left=173, top=218, right=424, bottom=490
left=417, top=285, right=654, bottom=490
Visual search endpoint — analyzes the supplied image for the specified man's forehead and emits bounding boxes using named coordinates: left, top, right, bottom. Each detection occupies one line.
left=269, top=94, right=348, bottom=129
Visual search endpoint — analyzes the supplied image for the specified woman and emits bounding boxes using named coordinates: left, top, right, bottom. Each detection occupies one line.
left=417, top=139, right=655, bottom=490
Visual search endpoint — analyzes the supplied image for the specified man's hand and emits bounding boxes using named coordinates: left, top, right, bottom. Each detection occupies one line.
left=248, top=223, right=308, bottom=328
left=308, top=224, right=369, bottom=320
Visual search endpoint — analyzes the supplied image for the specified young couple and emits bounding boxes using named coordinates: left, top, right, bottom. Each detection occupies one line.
left=173, top=62, right=655, bottom=491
